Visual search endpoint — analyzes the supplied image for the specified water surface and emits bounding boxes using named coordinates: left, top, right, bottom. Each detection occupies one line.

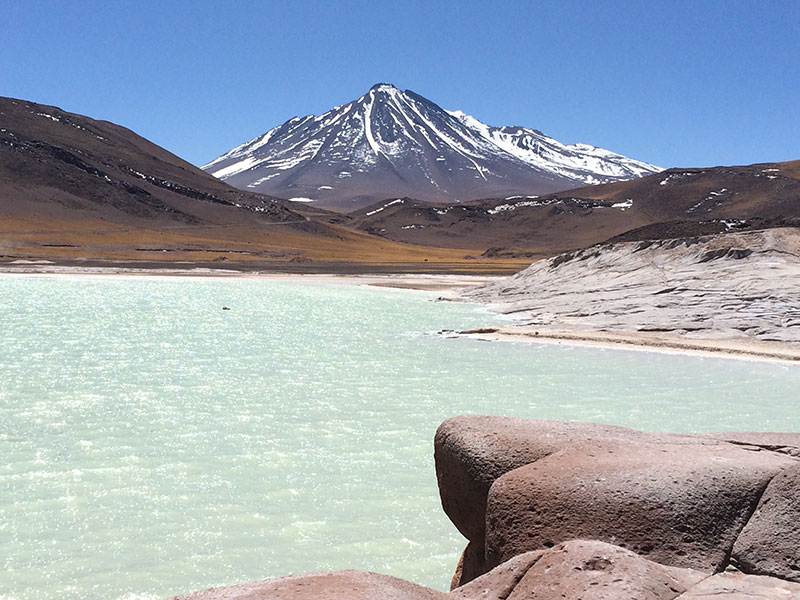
left=1, top=275, right=798, bottom=599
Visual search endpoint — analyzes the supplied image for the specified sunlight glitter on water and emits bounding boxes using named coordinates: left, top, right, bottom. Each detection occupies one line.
left=1, top=275, right=799, bottom=599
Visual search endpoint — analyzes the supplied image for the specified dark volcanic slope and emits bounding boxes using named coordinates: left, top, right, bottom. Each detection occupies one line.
left=349, top=159, right=800, bottom=256
left=549, top=161, right=800, bottom=222
left=203, top=84, right=660, bottom=211
left=0, top=96, right=308, bottom=228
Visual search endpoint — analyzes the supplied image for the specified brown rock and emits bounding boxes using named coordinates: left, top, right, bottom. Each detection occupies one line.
left=674, top=572, right=800, bottom=598
left=434, top=416, right=707, bottom=547
left=485, top=441, right=796, bottom=573
left=732, top=462, right=800, bottom=581
left=450, top=547, right=465, bottom=591
left=451, top=550, right=544, bottom=599
left=456, top=540, right=705, bottom=600
left=450, top=542, right=491, bottom=590
left=169, top=570, right=449, bottom=600
left=509, top=540, right=706, bottom=600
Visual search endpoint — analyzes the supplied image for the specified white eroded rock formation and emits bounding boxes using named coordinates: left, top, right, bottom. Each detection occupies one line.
left=461, top=228, right=800, bottom=343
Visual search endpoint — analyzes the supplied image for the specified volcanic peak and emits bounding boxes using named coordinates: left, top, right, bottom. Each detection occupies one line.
left=203, top=84, right=662, bottom=210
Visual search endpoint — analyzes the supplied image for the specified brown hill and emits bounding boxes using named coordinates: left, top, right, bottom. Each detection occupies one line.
left=0, top=97, right=527, bottom=274
left=349, top=160, right=800, bottom=257
left=0, top=96, right=305, bottom=225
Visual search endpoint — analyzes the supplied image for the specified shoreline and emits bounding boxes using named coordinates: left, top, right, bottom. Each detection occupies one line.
left=457, top=325, right=800, bottom=364
left=0, top=266, right=496, bottom=292
left=5, top=265, right=799, bottom=363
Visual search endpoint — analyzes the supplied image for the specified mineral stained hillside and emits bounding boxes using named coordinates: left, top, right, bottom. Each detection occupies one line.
left=348, top=158, right=800, bottom=255
left=202, top=83, right=660, bottom=210
left=174, top=418, right=800, bottom=599
left=461, top=227, right=800, bottom=343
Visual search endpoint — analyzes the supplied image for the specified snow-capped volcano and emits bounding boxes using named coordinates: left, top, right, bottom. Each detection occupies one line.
left=203, top=83, right=661, bottom=210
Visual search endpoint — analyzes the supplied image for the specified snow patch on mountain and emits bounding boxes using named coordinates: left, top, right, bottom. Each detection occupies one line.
left=447, top=110, right=658, bottom=184
left=365, top=198, right=405, bottom=216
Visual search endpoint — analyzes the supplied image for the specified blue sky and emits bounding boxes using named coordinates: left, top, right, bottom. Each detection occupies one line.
left=3, top=0, right=798, bottom=169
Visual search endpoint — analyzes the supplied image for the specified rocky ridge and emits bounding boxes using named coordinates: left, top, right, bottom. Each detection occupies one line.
left=174, top=418, right=800, bottom=599
left=348, top=159, right=800, bottom=255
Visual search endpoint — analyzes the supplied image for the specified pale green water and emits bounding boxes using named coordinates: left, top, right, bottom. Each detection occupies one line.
left=1, top=275, right=799, bottom=600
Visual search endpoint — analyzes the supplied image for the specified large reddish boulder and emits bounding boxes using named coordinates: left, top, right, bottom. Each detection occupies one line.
left=434, top=416, right=708, bottom=547
left=508, top=540, right=705, bottom=600
left=169, top=570, right=449, bottom=600
left=484, top=441, right=795, bottom=573
left=171, top=419, right=800, bottom=599
left=732, top=461, right=800, bottom=581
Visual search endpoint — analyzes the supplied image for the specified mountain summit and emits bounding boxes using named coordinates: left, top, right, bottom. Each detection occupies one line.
left=203, top=84, right=662, bottom=210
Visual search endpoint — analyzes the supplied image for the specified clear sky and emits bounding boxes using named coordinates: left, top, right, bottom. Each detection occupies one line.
left=3, top=0, right=798, bottom=169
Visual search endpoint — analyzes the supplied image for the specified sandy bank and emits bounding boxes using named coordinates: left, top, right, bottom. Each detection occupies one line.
left=457, top=325, right=800, bottom=363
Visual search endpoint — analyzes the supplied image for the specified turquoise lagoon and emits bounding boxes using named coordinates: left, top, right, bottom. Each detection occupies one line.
left=1, top=275, right=799, bottom=599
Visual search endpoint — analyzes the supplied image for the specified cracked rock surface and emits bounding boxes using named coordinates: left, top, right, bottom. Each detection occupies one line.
left=457, top=541, right=708, bottom=600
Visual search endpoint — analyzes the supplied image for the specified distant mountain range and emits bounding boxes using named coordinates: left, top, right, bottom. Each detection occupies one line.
left=2, top=93, right=798, bottom=272
left=348, top=159, right=800, bottom=256
left=202, top=84, right=661, bottom=210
